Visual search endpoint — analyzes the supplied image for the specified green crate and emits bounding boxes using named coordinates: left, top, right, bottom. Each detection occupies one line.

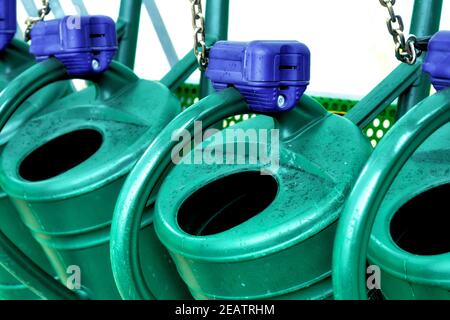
left=175, top=84, right=398, bottom=148
left=314, top=97, right=397, bottom=147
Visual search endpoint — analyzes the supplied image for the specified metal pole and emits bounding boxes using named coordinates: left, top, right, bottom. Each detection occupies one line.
left=143, top=0, right=179, bottom=67
left=49, top=0, right=65, bottom=18
left=21, top=0, right=38, bottom=16
left=160, top=50, right=198, bottom=92
left=345, top=63, right=422, bottom=128
left=396, top=0, right=443, bottom=119
left=116, top=0, right=142, bottom=69
left=71, top=0, right=89, bottom=16
left=199, top=0, right=229, bottom=98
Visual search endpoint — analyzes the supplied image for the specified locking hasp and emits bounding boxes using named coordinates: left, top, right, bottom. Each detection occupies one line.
left=206, top=40, right=310, bottom=113
left=30, top=15, right=117, bottom=76
left=0, top=0, right=16, bottom=51
left=423, top=31, right=450, bottom=91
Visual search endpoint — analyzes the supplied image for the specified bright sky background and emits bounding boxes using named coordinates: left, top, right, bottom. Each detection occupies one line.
left=16, top=0, right=450, bottom=99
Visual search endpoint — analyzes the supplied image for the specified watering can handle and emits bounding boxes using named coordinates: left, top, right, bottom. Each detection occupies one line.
left=109, top=88, right=325, bottom=300
left=332, top=89, right=450, bottom=299
left=110, top=88, right=248, bottom=300
left=0, top=58, right=138, bottom=300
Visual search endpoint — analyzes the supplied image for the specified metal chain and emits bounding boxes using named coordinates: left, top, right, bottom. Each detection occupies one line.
left=24, top=0, right=51, bottom=42
left=379, top=0, right=421, bottom=65
left=190, top=0, right=208, bottom=70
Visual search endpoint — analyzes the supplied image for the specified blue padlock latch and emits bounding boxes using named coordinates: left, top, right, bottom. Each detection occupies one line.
left=206, top=40, right=310, bottom=113
left=423, top=31, right=450, bottom=91
left=0, top=0, right=17, bottom=51
left=30, top=15, right=118, bottom=76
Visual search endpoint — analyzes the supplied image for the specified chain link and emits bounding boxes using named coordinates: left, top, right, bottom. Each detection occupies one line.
left=190, top=0, right=208, bottom=70
left=24, top=0, right=51, bottom=42
left=379, top=0, right=421, bottom=65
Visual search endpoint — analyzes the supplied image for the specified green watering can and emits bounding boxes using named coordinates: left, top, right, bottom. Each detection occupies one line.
left=0, top=5, right=213, bottom=298
left=108, top=40, right=372, bottom=300
left=367, top=122, right=449, bottom=300
left=0, top=57, right=194, bottom=299
left=0, top=38, right=73, bottom=300
left=154, top=95, right=372, bottom=300
left=333, top=30, right=450, bottom=300
left=333, top=90, right=450, bottom=300
left=0, top=5, right=204, bottom=298
left=108, top=88, right=372, bottom=300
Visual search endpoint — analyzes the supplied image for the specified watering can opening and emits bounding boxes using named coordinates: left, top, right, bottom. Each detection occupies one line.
left=177, top=171, right=278, bottom=236
left=366, top=125, right=450, bottom=300
left=390, top=183, right=450, bottom=256
left=19, top=129, right=103, bottom=182
left=153, top=103, right=373, bottom=299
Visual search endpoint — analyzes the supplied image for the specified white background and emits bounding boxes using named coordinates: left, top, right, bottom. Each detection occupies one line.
left=16, top=0, right=450, bottom=99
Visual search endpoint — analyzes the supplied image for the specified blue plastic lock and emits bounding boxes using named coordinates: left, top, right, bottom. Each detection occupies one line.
left=0, top=0, right=16, bottom=51
left=206, top=40, right=310, bottom=113
left=30, top=15, right=117, bottom=76
left=423, top=31, right=450, bottom=91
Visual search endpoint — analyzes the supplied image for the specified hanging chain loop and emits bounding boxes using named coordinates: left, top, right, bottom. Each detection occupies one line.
left=190, top=0, right=209, bottom=70
left=24, top=0, right=51, bottom=42
left=379, top=0, right=421, bottom=65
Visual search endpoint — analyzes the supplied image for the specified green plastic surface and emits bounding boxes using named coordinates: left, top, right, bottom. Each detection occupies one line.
left=108, top=88, right=372, bottom=300
left=332, top=89, right=450, bottom=300
left=367, top=127, right=450, bottom=299
left=0, top=40, right=72, bottom=300
left=175, top=84, right=397, bottom=147
left=0, top=60, right=190, bottom=300
left=155, top=94, right=372, bottom=300
left=110, top=88, right=250, bottom=300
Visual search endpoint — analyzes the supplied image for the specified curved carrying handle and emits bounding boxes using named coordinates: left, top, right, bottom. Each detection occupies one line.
left=160, top=36, right=218, bottom=92
left=332, top=88, right=450, bottom=299
left=109, top=88, right=325, bottom=300
left=0, top=58, right=138, bottom=300
left=0, top=58, right=138, bottom=129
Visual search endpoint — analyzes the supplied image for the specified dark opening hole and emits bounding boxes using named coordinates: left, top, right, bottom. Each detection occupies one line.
left=19, top=129, right=103, bottom=182
left=177, top=171, right=278, bottom=236
left=279, top=65, right=297, bottom=70
left=390, top=184, right=450, bottom=256
left=90, top=33, right=105, bottom=39
left=279, top=85, right=289, bottom=91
